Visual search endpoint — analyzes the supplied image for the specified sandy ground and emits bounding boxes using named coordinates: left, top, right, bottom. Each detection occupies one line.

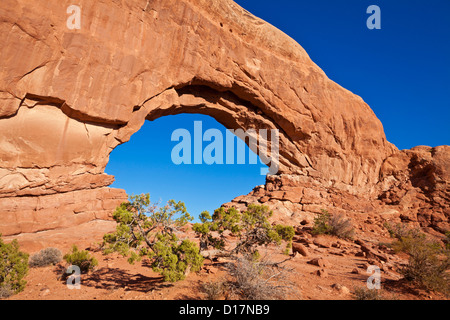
left=3, top=220, right=448, bottom=301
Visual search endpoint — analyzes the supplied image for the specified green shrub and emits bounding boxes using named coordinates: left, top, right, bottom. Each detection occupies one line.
left=312, top=210, right=333, bottom=235
left=312, top=210, right=355, bottom=239
left=275, top=224, right=295, bottom=241
left=29, top=247, right=62, bottom=268
left=63, top=245, right=98, bottom=274
left=151, top=236, right=204, bottom=282
left=276, top=225, right=295, bottom=255
left=193, top=204, right=295, bottom=257
left=0, top=234, right=29, bottom=297
left=103, top=194, right=204, bottom=282
left=194, top=205, right=302, bottom=300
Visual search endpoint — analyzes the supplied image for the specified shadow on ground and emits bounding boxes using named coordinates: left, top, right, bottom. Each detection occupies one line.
left=84, top=267, right=172, bottom=293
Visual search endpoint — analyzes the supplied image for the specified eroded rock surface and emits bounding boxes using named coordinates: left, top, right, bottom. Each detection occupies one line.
left=0, top=0, right=448, bottom=236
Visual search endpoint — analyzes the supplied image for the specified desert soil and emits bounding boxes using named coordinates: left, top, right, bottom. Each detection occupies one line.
left=3, top=219, right=447, bottom=301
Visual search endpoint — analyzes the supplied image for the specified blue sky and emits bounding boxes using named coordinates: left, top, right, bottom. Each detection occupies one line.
left=106, top=0, right=449, bottom=219
left=106, top=114, right=268, bottom=218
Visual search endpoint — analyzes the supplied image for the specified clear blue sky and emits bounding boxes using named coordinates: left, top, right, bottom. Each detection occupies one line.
left=106, top=0, right=450, bottom=219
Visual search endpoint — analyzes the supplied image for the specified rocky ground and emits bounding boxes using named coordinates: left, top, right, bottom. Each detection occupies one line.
left=3, top=216, right=448, bottom=301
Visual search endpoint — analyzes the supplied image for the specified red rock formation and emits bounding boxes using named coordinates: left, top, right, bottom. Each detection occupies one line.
left=227, top=146, right=450, bottom=235
left=0, top=0, right=447, bottom=236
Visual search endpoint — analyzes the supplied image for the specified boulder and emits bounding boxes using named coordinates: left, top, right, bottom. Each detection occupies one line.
left=292, top=242, right=309, bottom=257
left=307, top=258, right=329, bottom=268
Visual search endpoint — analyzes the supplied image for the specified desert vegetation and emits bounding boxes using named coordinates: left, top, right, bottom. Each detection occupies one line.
left=352, top=286, right=386, bottom=300
left=312, top=209, right=355, bottom=240
left=0, top=234, right=29, bottom=298
left=192, top=204, right=295, bottom=258
left=29, top=247, right=62, bottom=268
left=384, top=223, right=450, bottom=295
left=206, top=253, right=297, bottom=300
left=102, top=194, right=204, bottom=282
left=63, top=245, right=98, bottom=275
left=192, top=204, right=297, bottom=300
left=2, top=197, right=449, bottom=301
left=101, top=194, right=297, bottom=301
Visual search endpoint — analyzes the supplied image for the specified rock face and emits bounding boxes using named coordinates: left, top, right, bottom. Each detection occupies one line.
left=0, top=0, right=448, bottom=236
left=227, top=145, right=450, bottom=235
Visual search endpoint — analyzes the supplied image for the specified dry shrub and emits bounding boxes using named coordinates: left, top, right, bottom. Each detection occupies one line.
left=353, top=287, right=385, bottom=300
left=312, top=210, right=355, bottom=240
left=201, top=280, right=227, bottom=300
left=329, top=213, right=355, bottom=240
left=385, top=223, right=450, bottom=295
left=226, top=254, right=299, bottom=300
left=0, top=284, right=13, bottom=299
left=401, top=241, right=449, bottom=295
left=29, top=247, right=62, bottom=268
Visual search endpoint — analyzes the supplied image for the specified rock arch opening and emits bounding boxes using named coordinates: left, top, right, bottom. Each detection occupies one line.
left=106, top=113, right=269, bottom=218
left=109, top=82, right=309, bottom=177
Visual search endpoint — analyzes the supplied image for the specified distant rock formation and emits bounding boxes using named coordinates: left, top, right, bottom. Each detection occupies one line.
left=0, top=0, right=448, bottom=236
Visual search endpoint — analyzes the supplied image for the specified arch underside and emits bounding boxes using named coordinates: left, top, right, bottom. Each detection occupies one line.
left=115, top=82, right=312, bottom=175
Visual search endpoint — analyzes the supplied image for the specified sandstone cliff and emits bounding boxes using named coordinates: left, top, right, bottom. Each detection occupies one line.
left=0, top=0, right=448, bottom=236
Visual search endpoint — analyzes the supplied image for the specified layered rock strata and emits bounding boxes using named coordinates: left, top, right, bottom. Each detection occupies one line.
left=0, top=0, right=447, bottom=236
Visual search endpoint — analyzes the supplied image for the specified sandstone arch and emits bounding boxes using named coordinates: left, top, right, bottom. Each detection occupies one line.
left=0, top=0, right=448, bottom=236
